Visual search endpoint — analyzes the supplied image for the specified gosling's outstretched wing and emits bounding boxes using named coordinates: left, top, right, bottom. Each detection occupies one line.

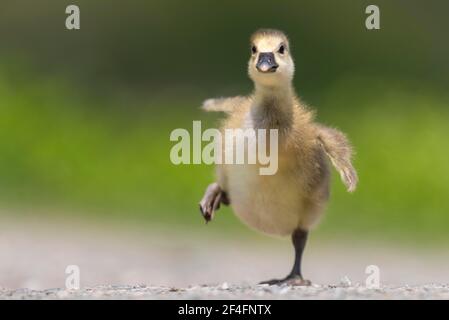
left=317, top=125, right=358, bottom=192
left=201, top=96, right=247, bottom=114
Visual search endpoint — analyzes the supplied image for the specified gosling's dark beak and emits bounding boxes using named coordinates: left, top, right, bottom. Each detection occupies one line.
left=256, top=52, right=279, bottom=73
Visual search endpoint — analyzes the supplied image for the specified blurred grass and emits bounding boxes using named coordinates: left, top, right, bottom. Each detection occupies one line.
left=0, top=65, right=448, bottom=243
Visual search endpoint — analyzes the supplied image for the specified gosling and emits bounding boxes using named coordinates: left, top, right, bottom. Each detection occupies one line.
left=199, top=29, right=358, bottom=286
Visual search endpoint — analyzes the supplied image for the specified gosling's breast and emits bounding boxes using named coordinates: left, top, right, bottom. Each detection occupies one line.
left=226, top=162, right=306, bottom=236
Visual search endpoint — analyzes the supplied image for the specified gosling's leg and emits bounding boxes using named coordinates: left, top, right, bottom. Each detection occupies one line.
left=199, top=182, right=230, bottom=223
left=260, top=228, right=311, bottom=286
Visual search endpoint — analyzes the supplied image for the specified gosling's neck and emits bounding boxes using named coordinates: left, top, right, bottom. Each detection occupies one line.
left=251, top=83, right=294, bottom=131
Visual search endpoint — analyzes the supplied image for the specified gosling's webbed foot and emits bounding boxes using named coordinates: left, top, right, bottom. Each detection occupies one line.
left=259, top=275, right=312, bottom=287
left=199, top=183, right=229, bottom=223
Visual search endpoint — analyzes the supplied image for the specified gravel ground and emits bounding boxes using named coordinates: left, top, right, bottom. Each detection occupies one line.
left=2, top=283, right=449, bottom=300
left=1, top=214, right=449, bottom=299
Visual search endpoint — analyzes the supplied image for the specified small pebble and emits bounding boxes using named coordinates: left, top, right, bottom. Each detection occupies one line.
left=340, top=276, right=352, bottom=287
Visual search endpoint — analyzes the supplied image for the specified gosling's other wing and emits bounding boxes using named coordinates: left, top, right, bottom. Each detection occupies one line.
left=317, top=125, right=358, bottom=192
left=201, top=96, right=247, bottom=114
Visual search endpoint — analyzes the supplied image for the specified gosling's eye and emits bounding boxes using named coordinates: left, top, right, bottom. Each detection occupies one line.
left=278, top=45, right=285, bottom=54
left=251, top=46, right=257, bottom=55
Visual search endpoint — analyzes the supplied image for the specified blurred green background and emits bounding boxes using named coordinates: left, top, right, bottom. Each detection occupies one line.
left=0, top=0, right=448, bottom=244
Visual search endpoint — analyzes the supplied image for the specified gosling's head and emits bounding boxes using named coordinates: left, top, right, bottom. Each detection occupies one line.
left=248, top=29, right=294, bottom=87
